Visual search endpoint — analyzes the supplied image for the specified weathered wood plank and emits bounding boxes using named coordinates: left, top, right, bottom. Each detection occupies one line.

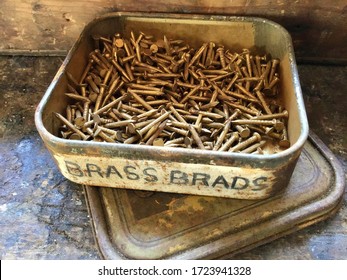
left=0, top=0, right=346, bottom=63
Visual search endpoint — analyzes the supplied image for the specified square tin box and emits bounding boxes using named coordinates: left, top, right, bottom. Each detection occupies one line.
left=35, top=13, right=309, bottom=199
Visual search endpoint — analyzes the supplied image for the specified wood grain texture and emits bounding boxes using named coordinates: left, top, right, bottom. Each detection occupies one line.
left=0, top=1, right=346, bottom=60
left=0, top=56, right=346, bottom=260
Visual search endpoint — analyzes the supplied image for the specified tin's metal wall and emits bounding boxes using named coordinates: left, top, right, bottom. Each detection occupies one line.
left=0, top=0, right=347, bottom=64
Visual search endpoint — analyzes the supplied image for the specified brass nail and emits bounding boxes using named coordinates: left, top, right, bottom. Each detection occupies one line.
left=253, top=110, right=288, bottom=120
left=235, top=125, right=251, bottom=138
left=136, top=110, right=171, bottom=137
left=112, top=106, right=132, bottom=120
left=180, top=85, right=201, bottom=104
left=69, top=133, right=82, bottom=140
left=225, top=90, right=258, bottom=103
left=93, top=93, right=130, bottom=116
left=263, top=76, right=280, bottom=96
left=245, top=52, right=252, bottom=77
left=188, top=125, right=205, bottom=149
left=232, top=118, right=284, bottom=129
left=164, top=137, right=185, bottom=146
left=255, top=90, right=272, bottom=115
left=166, top=126, right=189, bottom=137
left=94, top=127, right=115, bottom=143
left=61, top=130, right=72, bottom=139
left=142, top=122, right=161, bottom=142
left=255, top=55, right=261, bottom=76
left=86, top=75, right=99, bottom=93
left=127, top=119, right=153, bottom=134
left=119, top=105, right=144, bottom=117
left=79, top=59, right=93, bottom=84
left=224, top=101, right=258, bottom=116
left=260, top=60, right=271, bottom=87
left=269, top=58, right=280, bottom=82
left=241, top=66, right=250, bottom=78
left=55, top=112, right=88, bottom=140
left=89, top=51, right=107, bottom=69
left=99, top=126, right=120, bottom=138
left=111, top=59, right=131, bottom=81
left=250, top=56, right=259, bottom=77
left=65, top=93, right=90, bottom=103
left=213, top=120, right=231, bottom=151
left=279, top=127, right=290, bottom=148
left=229, top=132, right=261, bottom=152
left=102, top=78, right=124, bottom=107
left=153, top=138, right=165, bottom=146
left=66, top=105, right=72, bottom=123
left=94, top=83, right=107, bottom=112
left=132, top=108, right=157, bottom=120
left=217, top=47, right=227, bottom=69
left=206, top=123, right=224, bottom=129
left=104, top=119, right=135, bottom=128
left=241, top=140, right=266, bottom=153
left=219, top=132, right=239, bottom=152
left=189, top=43, right=208, bottom=67
left=128, top=89, right=164, bottom=96
left=168, top=120, right=201, bottom=133
left=205, top=42, right=215, bottom=66
left=167, top=103, right=187, bottom=124
left=128, top=90, right=154, bottom=111
left=194, top=110, right=224, bottom=120
left=234, top=83, right=257, bottom=101
left=74, top=110, right=86, bottom=128
left=146, top=120, right=168, bottom=145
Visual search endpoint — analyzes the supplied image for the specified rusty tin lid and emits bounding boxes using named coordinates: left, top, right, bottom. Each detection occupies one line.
left=84, top=132, right=345, bottom=259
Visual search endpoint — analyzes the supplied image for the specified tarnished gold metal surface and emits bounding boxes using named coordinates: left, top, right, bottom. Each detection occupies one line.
left=84, top=133, right=345, bottom=259
left=35, top=13, right=308, bottom=199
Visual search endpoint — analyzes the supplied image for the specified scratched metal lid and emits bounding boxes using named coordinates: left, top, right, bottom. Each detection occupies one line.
left=84, top=132, right=345, bottom=259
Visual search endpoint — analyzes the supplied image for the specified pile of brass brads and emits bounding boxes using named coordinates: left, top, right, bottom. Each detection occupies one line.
left=56, top=31, right=290, bottom=154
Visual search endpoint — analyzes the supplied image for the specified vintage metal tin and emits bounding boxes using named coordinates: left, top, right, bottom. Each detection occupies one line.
left=35, top=13, right=309, bottom=199
left=84, top=133, right=345, bottom=259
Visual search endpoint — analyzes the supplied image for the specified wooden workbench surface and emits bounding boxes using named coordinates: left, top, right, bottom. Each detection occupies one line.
left=0, top=55, right=346, bottom=259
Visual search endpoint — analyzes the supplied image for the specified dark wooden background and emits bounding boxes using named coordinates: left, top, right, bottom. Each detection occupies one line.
left=1, top=0, right=346, bottom=63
